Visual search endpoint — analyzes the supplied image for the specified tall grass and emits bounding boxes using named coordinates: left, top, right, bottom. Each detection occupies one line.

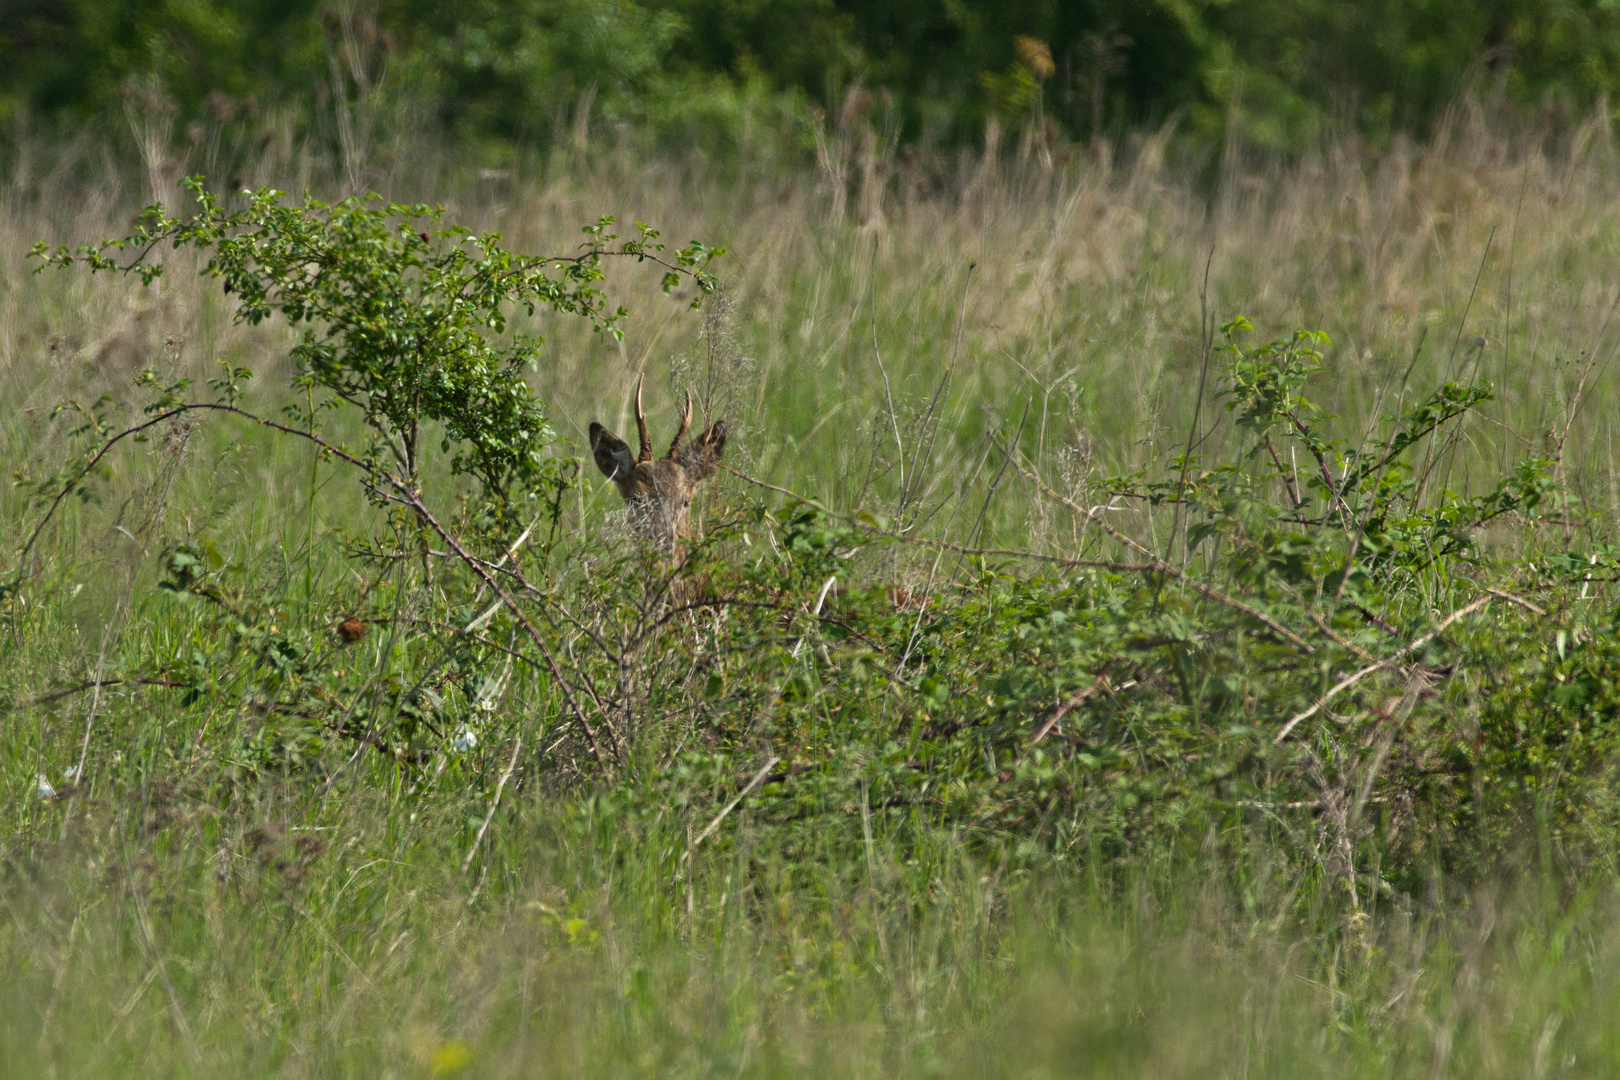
left=8, top=105, right=1620, bottom=551
left=5, top=795, right=1619, bottom=1077
left=5, top=108, right=1620, bottom=1076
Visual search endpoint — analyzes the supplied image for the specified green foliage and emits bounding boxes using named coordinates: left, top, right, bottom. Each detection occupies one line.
left=30, top=179, right=719, bottom=519
left=12, top=282, right=1609, bottom=900
left=2, top=0, right=326, bottom=123
left=566, top=313, right=1602, bottom=901
left=8, top=181, right=723, bottom=793
left=404, top=0, right=687, bottom=140
left=10, top=117, right=1620, bottom=1075
left=8, top=194, right=1620, bottom=1065
left=7, top=0, right=1620, bottom=153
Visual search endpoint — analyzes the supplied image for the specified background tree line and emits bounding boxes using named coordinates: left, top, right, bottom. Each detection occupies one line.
left=4, top=0, right=1616, bottom=157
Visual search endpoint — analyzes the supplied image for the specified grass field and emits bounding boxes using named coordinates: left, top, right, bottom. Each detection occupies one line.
left=6, top=110, right=1620, bottom=1077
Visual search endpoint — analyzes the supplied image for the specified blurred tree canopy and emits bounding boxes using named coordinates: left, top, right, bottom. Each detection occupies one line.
left=3, top=0, right=1617, bottom=152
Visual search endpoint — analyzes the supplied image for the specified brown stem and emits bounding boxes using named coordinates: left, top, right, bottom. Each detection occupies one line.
left=997, top=443, right=1315, bottom=654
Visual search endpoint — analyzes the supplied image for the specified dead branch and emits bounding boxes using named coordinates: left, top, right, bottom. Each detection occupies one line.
left=1275, top=592, right=1520, bottom=743
left=685, top=754, right=781, bottom=858
left=1031, top=668, right=1112, bottom=743
left=463, top=735, right=523, bottom=871
left=25, top=677, right=190, bottom=707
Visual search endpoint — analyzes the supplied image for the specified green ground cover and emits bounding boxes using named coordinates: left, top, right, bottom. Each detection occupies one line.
left=5, top=116, right=1620, bottom=1076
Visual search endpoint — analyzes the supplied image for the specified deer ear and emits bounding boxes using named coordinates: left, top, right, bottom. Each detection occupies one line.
left=677, top=421, right=727, bottom=482
left=589, top=422, right=636, bottom=480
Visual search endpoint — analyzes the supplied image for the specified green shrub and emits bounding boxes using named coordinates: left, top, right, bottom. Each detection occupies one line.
left=15, top=189, right=1614, bottom=911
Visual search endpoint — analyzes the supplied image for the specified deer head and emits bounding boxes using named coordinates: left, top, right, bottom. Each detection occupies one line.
left=589, top=376, right=727, bottom=546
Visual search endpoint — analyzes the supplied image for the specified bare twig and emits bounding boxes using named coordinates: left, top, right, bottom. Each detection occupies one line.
left=462, top=513, right=546, bottom=633
left=868, top=240, right=907, bottom=505
left=1172, top=242, right=1218, bottom=563
left=722, top=464, right=1153, bottom=574
left=33, top=401, right=612, bottom=768
left=404, top=491, right=611, bottom=767
left=1032, top=669, right=1111, bottom=743
left=684, top=755, right=781, bottom=859
left=318, top=559, right=413, bottom=798
left=463, top=735, right=523, bottom=871
left=1274, top=592, right=1523, bottom=742
left=1483, top=587, right=1547, bottom=616
left=25, top=677, right=189, bottom=708
left=896, top=263, right=973, bottom=528
left=12, top=402, right=374, bottom=584
left=959, top=402, right=1030, bottom=573
left=999, top=444, right=1315, bottom=653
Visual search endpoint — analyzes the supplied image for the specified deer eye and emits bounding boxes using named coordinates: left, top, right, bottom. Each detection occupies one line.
left=682, top=499, right=691, bottom=508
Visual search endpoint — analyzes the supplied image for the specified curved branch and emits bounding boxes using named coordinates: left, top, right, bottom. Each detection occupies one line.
left=994, top=444, right=1316, bottom=654
left=1272, top=591, right=1548, bottom=743
left=12, top=402, right=380, bottom=586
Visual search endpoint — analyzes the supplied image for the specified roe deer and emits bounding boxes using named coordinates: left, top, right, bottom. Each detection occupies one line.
left=589, top=376, right=727, bottom=546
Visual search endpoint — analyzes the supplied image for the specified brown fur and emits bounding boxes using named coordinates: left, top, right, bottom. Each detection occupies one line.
left=589, top=376, right=726, bottom=546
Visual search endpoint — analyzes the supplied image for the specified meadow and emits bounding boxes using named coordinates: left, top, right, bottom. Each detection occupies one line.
left=5, top=104, right=1620, bottom=1077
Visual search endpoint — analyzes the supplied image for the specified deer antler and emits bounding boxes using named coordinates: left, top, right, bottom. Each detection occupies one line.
left=633, top=374, right=654, bottom=463
left=666, top=391, right=693, bottom=459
